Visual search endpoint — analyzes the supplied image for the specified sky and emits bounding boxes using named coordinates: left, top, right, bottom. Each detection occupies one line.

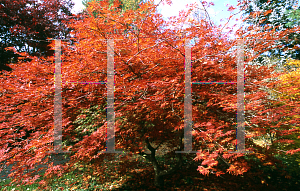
left=71, top=0, right=300, bottom=27
left=71, top=0, right=241, bottom=27
left=70, top=0, right=242, bottom=40
left=154, top=0, right=239, bottom=24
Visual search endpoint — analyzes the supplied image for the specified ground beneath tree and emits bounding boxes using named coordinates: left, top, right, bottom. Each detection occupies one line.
left=106, top=161, right=299, bottom=191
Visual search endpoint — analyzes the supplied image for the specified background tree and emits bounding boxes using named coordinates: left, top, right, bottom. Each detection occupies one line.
left=82, top=0, right=143, bottom=12
left=240, top=0, right=300, bottom=68
left=265, top=58, right=300, bottom=152
left=0, top=0, right=74, bottom=71
left=239, top=0, right=300, bottom=152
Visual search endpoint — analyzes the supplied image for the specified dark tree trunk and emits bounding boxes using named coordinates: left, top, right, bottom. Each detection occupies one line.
left=139, top=137, right=184, bottom=190
left=154, top=172, right=165, bottom=189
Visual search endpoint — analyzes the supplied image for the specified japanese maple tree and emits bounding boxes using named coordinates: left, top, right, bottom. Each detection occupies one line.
left=0, top=0, right=299, bottom=190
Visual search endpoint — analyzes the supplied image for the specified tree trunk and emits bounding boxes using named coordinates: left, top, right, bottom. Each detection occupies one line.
left=154, top=172, right=165, bottom=189
left=140, top=137, right=184, bottom=190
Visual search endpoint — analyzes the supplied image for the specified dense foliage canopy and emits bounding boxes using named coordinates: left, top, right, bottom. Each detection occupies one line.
left=0, top=0, right=299, bottom=190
